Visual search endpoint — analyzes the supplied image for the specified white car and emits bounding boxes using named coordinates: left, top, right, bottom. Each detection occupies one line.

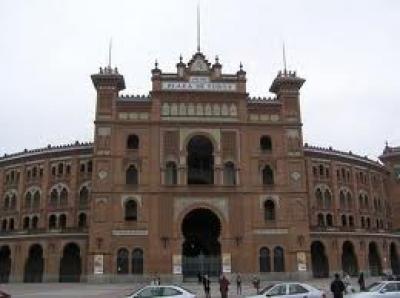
left=126, top=285, right=196, bottom=298
left=247, top=282, right=326, bottom=298
left=347, top=281, right=400, bottom=297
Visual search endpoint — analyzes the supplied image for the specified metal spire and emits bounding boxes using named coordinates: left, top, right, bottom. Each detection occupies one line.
left=197, top=2, right=201, bottom=52
left=282, top=42, right=287, bottom=74
left=108, top=38, right=112, bottom=68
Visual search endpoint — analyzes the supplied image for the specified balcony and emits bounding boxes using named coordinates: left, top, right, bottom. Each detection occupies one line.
left=0, top=227, right=88, bottom=237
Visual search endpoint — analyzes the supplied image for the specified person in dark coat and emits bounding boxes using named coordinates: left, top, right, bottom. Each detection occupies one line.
left=236, top=273, right=242, bottom=295
left=330, top=273, right=346, bottom=298
left=219, top=274, right=230, bottom=298
left=358, top=272, right=366, bottom=291
left=203, top=274, right=211, bottom=298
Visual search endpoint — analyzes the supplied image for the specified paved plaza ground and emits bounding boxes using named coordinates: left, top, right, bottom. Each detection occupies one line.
left=0, top=277, right=380, bottom=298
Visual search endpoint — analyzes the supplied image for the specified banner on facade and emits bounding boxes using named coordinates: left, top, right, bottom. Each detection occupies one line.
left=94, top=254, right=104, bottom=275
left=172, top=255, right=182, bottom=274
left=296, top=252, right=307, bottom=271
left=222, top=253, right=231, bottom=273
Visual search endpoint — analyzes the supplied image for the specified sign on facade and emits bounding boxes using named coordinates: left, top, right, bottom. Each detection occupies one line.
left=94, top=254, right=104, bottom=275
left=222, top=253, right=231, bottom=273
left=161, top=76, right=237, bottom=92
left=296, top=252, right=307, bottom=271
left=172, top=255, right=182, bottom=274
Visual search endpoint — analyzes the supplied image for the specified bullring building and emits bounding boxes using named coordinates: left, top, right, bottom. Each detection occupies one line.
left=0, top=49, right=400, bottom=283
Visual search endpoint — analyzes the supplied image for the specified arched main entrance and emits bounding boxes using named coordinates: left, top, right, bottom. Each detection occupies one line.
left=368, top=242, right=382, bottom=276
left=0, top=246, right=11, bottom=283
left=24, top=244, right=44, bottom=283
left=59, top=243, right=81, bottom=282
left=187, top=136, right=214, bottom=185
left=390, top=243, right=400, bottom=275
left=311, top=241, right=329, bottom=278
left=181, top=208, right=221, bottom=277
left=341, top=241, right=358, bottom=276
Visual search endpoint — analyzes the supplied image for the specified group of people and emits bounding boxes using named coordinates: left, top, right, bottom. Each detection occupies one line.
left=330, top=272, right=366, bottom=298
left=200, top=274, right=231, bottom=298
left=199, top=273, right=262, bottom=298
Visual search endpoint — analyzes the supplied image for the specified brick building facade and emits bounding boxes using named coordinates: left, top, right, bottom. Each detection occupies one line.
left=0, top=51, right=399, bottom=282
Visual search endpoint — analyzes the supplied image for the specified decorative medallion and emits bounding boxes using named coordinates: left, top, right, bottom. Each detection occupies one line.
left=98, top=170, right=108, bottom=180
left=291, top=171, right=301, bottom=181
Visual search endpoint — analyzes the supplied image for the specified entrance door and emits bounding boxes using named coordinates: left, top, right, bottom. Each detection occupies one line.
left=181, top=208, right=222, bottom=278
left=24, top=244, right=44, bottom=283
left=59, top=243, right=81, bottom=282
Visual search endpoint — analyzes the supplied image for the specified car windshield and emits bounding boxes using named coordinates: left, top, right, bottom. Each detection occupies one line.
left=259, top=284, right=275, bottom=294
left=365, top=282, right=384, bottom=292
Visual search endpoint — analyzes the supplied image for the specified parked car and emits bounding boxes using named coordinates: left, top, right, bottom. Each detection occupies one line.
left=347, top=281, right=400, bottom=297
left=246, top=282, right=326, bottom=298
left=0, top=290, right=11, bottom=298
left=126, top=285, right=196, bottom=298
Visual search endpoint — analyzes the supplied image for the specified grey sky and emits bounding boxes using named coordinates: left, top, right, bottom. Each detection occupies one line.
left=0, top=0, right=399, bottom=159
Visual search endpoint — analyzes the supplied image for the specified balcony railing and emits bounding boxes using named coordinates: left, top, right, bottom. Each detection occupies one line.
left=0, top=227, right=88, bottom=236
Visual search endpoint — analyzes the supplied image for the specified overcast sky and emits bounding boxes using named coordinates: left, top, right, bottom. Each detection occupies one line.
left=0, top=0, right=399, bottom=160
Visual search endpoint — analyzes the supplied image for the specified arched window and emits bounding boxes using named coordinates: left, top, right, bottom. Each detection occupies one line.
left=262, top=165, right=274, bottom=185
left=127, top=134, right=139, bottom=150
left=319, top=165, right=324, bottom=176
left=117, top=248, right=129, bottom=274
left=361, top=217, right=365, bottom=228
left=87, top=161, right=92, bottom=173
left=260, top=136, right=272, bottom=151
left=365, top=195, right=369, bottom=207
left=126, top=165, right=138, bottom=185
left=367, top=217, right=371, bottom=229
left=33, top=191, right=40, bottom=210
left=50, top=189, right=58, bottom=207
left=79, top=187, right=89, bottom=207
left=25, top=192, right=32, bottom=209
left=264, top=200, right=275, bottom=221
left=315, top=189, right=323, bottom=208
left=165, top=161, right=177, bottom=185
left=78, top=213, right=87, bottom=228
left=131, top=248, right=144, bottom=274
left=32, top=216, right=38, bottom=229
left=259, top=247, right=271, bottom=272
left=341, top=215, right=347, bottom=227
left=349, top=216, right=354, bottom=227
left=1, top=219, right=6, bottom=231
left=324, top=190, right=332, bottom=209
left=340, top=191, right=346, bottom=209
left=80, top=163, right=86, bottom=173
left=358, top=195, right=363, bottom=209
left=125, top=200, right=137, bottom=221
left=9, top=218, right=14, bottom=230
left=10, top=195, right=16, bottom=210
left=23, top=217, right=30, bottom=230
left=59, top=214, right=67, bottom=229
left=223, top=162, right=236, bottom=186
left=273, top=246, right=285, bottom=272
left=58, top=163, right=64, bottom=175
left=3, top=196, right=9, bottom=210
left=49, top=215, right=57, bottom=229
left=317, top=213, right=325, bottom=227
left=60, top=188, right=68, bottom=206
left=347, top=193, right=353, bottom=209
left=326, top=214, right=333, bottom=227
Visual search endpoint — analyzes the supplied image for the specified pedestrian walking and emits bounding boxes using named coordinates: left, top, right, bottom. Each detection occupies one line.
left=219, top=274, right=230, bottom=298
left=236, top=273, right=242, bottom=295
left=252, top=275, right=260, bottom=294
left=203, top=274, right=211, bottom=298
left=330, top=273, right=346, bottom=298
left=358, top=272, right=366, bottom=291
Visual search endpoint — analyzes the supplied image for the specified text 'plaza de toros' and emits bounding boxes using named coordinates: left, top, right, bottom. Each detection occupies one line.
left=0, top=50, right=400, bottom=283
